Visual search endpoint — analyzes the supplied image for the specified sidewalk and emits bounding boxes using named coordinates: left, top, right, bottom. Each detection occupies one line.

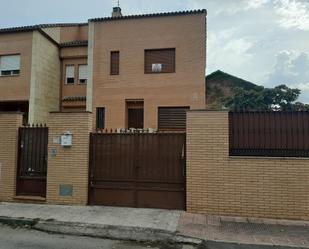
left=0, top=202, right=309, bottom=248
left=0, top=202, right=191, bottom=244
left=178, top=213, right=309, bottom=248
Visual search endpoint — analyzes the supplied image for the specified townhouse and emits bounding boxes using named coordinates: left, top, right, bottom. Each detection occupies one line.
left=0, top=7, right=207, bottom=130
left=2, top=8, right=309, bottom=222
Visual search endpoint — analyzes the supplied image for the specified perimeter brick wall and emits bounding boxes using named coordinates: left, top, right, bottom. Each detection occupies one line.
left=186, top=111, right=309, bottom=220
left=0, top=113, right=23, bottom=202
left=46, top=112, right=92, bottom=205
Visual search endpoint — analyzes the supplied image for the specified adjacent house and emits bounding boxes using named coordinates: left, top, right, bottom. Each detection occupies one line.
left=0, top=8, right=207, bottom=130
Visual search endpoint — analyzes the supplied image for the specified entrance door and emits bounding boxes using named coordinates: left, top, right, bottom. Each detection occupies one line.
left=128, top=108, right=144, bottom=129
left=16, top=126, right=48, bottom=197
left=127, top=100, right=144, bottom=129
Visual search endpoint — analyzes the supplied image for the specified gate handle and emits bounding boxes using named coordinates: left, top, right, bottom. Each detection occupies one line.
left=181, top=144, right=185, bottom=159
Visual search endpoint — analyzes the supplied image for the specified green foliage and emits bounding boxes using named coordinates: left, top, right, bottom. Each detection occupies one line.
left=206, top=70, right=309, bottom=111
left=224, top=84, right=307, bottom=111
left=206, top=70, right=259, bottom=110
left=207, top=70, right=256, bottom=90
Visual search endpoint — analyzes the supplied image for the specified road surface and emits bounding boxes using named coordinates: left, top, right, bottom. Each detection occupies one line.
left=0, top=225, right=188, bottom=249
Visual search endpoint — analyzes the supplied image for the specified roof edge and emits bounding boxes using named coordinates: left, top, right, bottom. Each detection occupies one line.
left=0, top=23, right=87, bottom=34
left=89, top=9, right=207, bottom=22
left=60, top=40, right=88, bottom=48
left=0, top=9, right=207, bottom=33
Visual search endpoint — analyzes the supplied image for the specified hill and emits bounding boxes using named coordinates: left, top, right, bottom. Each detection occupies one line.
left=206, top=70, right=259, bottom=110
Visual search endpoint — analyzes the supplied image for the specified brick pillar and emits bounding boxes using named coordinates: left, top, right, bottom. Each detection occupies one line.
left=46, top=112, right=93, bottom=205
left=0, top=112, right=23, bottom=201
left=186, top=111, right=229, bottom=214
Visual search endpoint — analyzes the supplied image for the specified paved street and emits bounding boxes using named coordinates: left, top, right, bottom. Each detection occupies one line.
left=1, top=203, right=309, bottom=249
left=0, top=225, right=186, bottom=249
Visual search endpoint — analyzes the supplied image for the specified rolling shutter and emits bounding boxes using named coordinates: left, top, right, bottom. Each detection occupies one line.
left=158, top=107, right=189, bottom=130
left=110, top=51, right=119, bottom=75
left=78, top=65, right=87, bottom=83
left=0, top=55, right=20, bottom=71
left=145, top=49, right=175, bottom=73
left=66, top=65, right=75, bottom=84
left=66, top=65, right=74, bottom=78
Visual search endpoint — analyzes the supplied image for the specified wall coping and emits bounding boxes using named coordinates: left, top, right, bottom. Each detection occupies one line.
left=187, top=109, right=228, bottom=112
left=0, top=111, right=24, bottom=115
left=49, top=111, right=92, bottom=114
left=229, top=156, right=309, bottom=161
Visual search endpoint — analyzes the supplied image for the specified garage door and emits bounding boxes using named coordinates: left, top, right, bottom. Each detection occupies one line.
left=88, top=132, right=186, bottom=210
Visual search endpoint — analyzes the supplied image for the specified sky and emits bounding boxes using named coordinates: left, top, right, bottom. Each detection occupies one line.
left=0, top=0, right=309, bottom=102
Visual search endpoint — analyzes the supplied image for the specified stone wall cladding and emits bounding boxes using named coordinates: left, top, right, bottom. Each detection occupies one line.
left=42, top=27, right=61, bottom=43
left=186, top=111, right=309, bottom=221
left=29, top=31, right=60, bottom=124
left=46, top=112, right=92, bottom=205
left=0, top=113, right=22, bottom=201
left=86, top=22, right=94, bottom=112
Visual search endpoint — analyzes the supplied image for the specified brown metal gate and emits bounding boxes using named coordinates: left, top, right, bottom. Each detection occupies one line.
left=89, top=132, right=186, bottom=210
left=16, top=126, right=48, bottom=197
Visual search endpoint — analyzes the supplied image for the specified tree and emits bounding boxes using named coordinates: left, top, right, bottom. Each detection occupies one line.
left=270, top=85, right=301, bottom=111
left=290, top=102, right=309, bottom=111
left=224, top=84, right=304, bottom=111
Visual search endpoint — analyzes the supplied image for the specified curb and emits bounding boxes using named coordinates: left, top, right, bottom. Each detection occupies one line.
left=0, top=216, right=39, bottom=228
left=1, top=216, right=308, bottom=249
left=0, top=216, right=202, bottom=246
left=35, top=220, right=202, bottom=245
left=203, top=240, right=309, bottom=249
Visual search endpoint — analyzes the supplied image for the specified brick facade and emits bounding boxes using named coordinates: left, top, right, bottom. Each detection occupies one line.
left=0, top=10, right=206, bottom=129
left=60, top=25, right=88, bottom=43
left=46, top=112, right=92, bottom=205
left=90, top=13, right=206, bottom=129
left=186, top=111, right=309, bottom=220
left=0, top=32, right=33, bottom=102
left=61, top=57, right=87, bottom=111
left=0, top=113, right=23, bottom=202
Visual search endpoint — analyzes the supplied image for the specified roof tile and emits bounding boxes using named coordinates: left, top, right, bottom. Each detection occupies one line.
left=0, top=23, right=87, bottom=33
left=62, top=96, right=87, bottom=102
left=89, top=9, right=207, bottom=22
left=0, top=9, right=206, bottom=34
left=60, top=40, right=88, bottom=47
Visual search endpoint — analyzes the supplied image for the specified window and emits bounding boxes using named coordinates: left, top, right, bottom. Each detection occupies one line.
left=78, top=65, right=87, bottom=84
left=158, top=107, right=189, bottom=130
left=96, top=107, right=105, bottom=129
left=145, top=49, right=175, bottom=74
left=0, top=55, right=21, bottom=76
left=65, top=65, right=75, bottom=84
left=110, top=51, right=119, bottom=75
